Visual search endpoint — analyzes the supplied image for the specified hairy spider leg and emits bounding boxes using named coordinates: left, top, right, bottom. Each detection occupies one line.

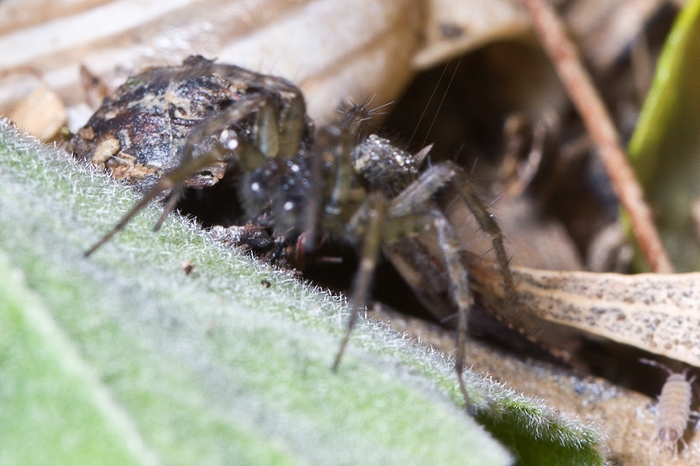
left=447, top=167, right=538, bottom=335
left=429, top=162, right=538, bottom=334
left=299, top=104, right=374, bottom=255
left=333, top=192, right=389, bottom=371
left=309, top=113, right=385, bottom=370
left=385, top=162, right=482, bottom=411
left=434, top=213, right=475, bottom=413
left=216, top=65, right=308, bottom=161
left=297, top=128, right=351, bottom=258
left=299, top=143, right=324, bottom=254
left=386, top=160, right=534, bottom=410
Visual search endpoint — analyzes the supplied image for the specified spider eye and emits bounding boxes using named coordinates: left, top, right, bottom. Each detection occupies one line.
left=220, top=129, right=239, bottom=150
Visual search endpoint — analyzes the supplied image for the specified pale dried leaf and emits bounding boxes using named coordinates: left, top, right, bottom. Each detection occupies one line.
left=0, top=0, right=421, bottom=125
left=468, top=256, right=700, bottom=368
left=2, top=0, right=658, bottom=130
left=414, top=0, right=529, bottom=69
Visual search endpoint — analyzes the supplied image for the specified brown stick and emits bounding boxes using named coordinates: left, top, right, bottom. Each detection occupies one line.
left=520, top=0, right=674, bottom=273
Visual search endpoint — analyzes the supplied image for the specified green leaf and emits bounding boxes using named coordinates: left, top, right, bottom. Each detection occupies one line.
left=0, top=121, right=603, bottom=465
left=628, top=0, right=700, bottom=271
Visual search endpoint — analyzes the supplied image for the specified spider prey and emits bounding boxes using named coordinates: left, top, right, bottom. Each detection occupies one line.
left=73, top=56, right=524, bottom=412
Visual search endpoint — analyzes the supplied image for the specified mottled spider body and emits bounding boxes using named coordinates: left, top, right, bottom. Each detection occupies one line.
left=71, top=56, right=313, bottom=187
left=75, top=56, right=519, bottom=411
left=70, top=56, right=314, bottom=243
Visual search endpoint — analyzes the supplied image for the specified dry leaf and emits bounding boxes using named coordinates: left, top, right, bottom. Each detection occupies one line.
left=414, top=0, right=529, bottom=69
left=468, top=256, right=700, bottom=368
left=0, top=0, right=422, bottom=125
left=0, top=0, right=660, bottom=128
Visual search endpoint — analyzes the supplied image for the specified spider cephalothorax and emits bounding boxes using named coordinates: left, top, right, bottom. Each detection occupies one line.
left=74, top=56, right=524, bottom=412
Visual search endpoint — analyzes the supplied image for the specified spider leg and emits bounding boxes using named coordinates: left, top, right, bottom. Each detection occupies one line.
left=388, top=209, right=478, bottom=412
left=433, top=212, right=476, bottom=413
left=386, top=204, right=478, bottom=412
left=448, top=168, right=540, bottom=334
left=252, top=90, right=306, bottom=160
left=275, top=89, right=307, bottom=159
left=305, top=101, right=388, bottom=254
left=333, top=192, right=389, bottom=371
left=299, top=144, right=324, bottom=254
left=85, top=94, right=273, bottom=256
left=215, top=65, right=308, bottom=156
left=396, top=161, right=536, bottom=332
left=386, top=160, right=539, bottom=411
left=305, top=116, right=364, bottom=251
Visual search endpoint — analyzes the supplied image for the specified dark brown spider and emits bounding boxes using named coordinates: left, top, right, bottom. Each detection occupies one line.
left=72, top=55, right=527, bottom=412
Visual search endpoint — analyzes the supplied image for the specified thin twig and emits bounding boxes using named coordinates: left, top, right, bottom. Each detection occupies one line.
left=520, top=0, right=674, bottom=273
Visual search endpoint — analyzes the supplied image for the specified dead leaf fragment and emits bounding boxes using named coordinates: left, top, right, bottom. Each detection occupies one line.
left=414, top=0, right=530, bottom=69
left=0, top=0, right=422, bottom=126
left=468, top=257, right=700, bottom=368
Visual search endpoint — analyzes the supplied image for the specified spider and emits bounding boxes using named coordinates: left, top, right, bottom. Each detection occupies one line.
left=73, top=56, right=526, bottom=412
